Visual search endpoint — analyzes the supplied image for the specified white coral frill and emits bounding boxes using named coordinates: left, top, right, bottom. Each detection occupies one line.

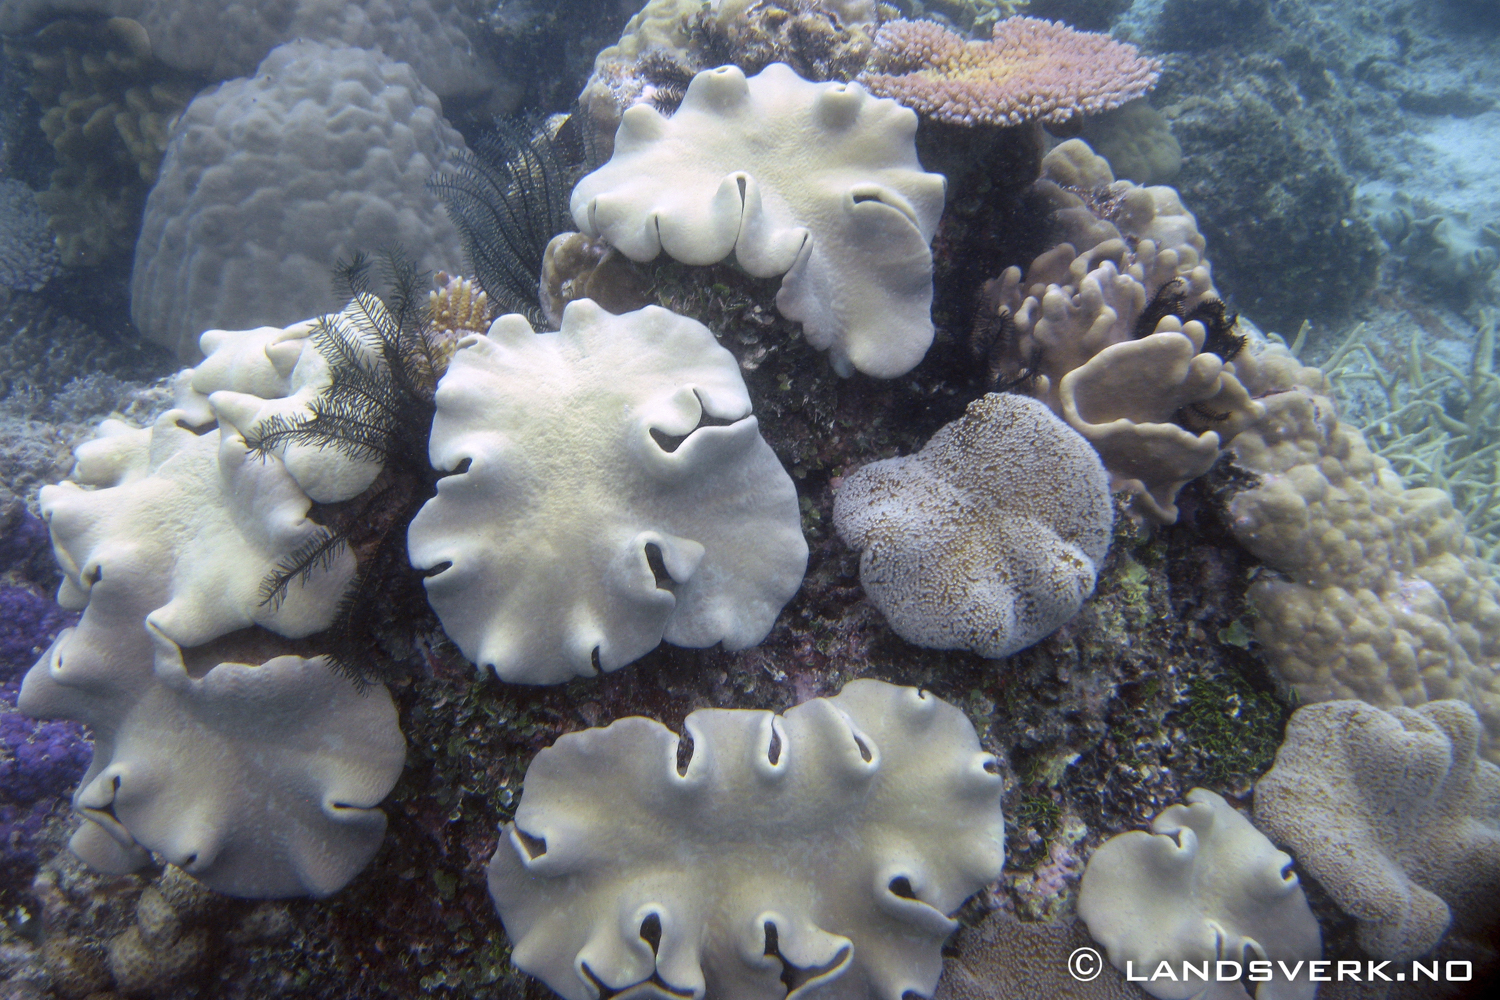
left=407, top=300, right=808, bottom=685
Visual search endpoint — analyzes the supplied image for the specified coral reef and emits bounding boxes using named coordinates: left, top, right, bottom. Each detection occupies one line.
left=976, top=139, right=1260, bottom=523
left=833, top=392, right=1112, bottom=659
left=3, top=16, right=198, bottom=268
left=572, top=62, right=946, bottom=377
left=130, top=40, right=466, bottom=360
left=1079, top=787, right=1321, bottom=1000
left=1254, top=699, right=1500, bottom=960
left=489, top=679, right=1003, bottom=1000
left=17, top=320, right=413, bottom=895
left=859, top=16, right=1160, bottom=126
left=1228, top=333, right=1500, bottom=762
left=408, top=300, right=807, bottom=685
left=1317, top=312, right=1500, bottom=559
left=0, top=177, right=59, bottom=292
left=578, top=0, right=881, bottom=135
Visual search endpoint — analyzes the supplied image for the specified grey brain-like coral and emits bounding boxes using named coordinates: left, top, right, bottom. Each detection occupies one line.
left=488, top=679, right=1004, bottom=1000
left=1254, top=699, right=1500, bottom=960
left=833, top=393, right=1113, bottom=658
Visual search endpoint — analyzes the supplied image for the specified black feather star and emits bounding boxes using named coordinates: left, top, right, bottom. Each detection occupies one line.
left=428, top=114, right=599, bottom=328
left=247, top=250, right=448, bottom=687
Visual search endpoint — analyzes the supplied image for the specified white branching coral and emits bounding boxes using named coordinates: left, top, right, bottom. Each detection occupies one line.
left=1253, top=699, right=1500, bottom=960
left=833, top=393, right=1112, bottom=659
left=571, top=62, right=947, bottom=379
left=1078, top=789, right=1321, bottom=1000
left=487, top=679, right=1004, bottom=1000
left=406, top=300, right=807, bottom=686
left=18, top=402, right=404, bottom=897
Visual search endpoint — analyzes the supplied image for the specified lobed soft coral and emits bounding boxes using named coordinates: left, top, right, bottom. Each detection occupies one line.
left=977, top=139, right=1260, bottom=523
left=489, top=679, right=1004, bottom=1000
left=407, top=300, right=807, bottom=685
left=572, top=61, right=946, bottom=378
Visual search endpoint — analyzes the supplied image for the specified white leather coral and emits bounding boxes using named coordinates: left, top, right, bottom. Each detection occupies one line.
left=1078, top=788, right=1321, bottom=1000
left=19, top=406, right=404, bottom=898
left=487, top=679, right=1004, bottom=1000
left=406, top=300, right=807, bottom=685
left=571, top=62, right=947, bottom=379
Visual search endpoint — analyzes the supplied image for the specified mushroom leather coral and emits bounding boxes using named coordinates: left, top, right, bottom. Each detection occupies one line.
left=1079, top=789, right=1321, bottom=1000
left=488, top=679, right=1004, bottom=1000
left=18, top=408, right=403, bottom=898
left=571, top=62, right=946, bottom=378
left=407, top=300, right=807, bottom=685
left=1254, top=700, right=1500, bottom=960
left=833, top=393, right=1112, bottom=659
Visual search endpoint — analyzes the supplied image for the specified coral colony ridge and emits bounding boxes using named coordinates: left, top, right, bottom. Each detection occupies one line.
left=0, top=1, right=1498, bottom=999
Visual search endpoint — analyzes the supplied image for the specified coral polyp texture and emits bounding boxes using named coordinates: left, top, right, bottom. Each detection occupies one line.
left=859, top=16, right=1160, bottom=127
left=1253, top=699, right=1500, bottom=960
left=833, top=393, right=1112, bottom=659
left=570, top=62, right=947, bottom=378
left=17, top=399, right=404, bottom=897
left=406, top=301, right=807, bottom=686
left=979, top=139, right=1260, bottom=524
left=1228, top=335, right=1500, bottom=760
left=1079, top=788, right=1321, bottom=1000
left=487, top=679, right=1004, bottom=1000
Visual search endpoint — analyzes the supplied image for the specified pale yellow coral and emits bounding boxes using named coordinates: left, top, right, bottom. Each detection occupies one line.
left=1228, top=336, right=1500, bottom=760
left=979, top=139, right=1250, bottom=523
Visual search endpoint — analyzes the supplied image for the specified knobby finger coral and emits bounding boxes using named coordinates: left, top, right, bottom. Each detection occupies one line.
left=570, top=62, right=947, bottom=378
left=976, top=139, right=1260, bottom=523
left=488, top=678, right=1004, bottom=1000
left=406, top=300, right=807, bottom=685
left=860, top=16, right=1160, bottom=127
left=1079, top=788, right=1321, bottom=1000
left=833, top=392, right=1112, bottom=659
left=1253, top=699, right=1500, bottom=960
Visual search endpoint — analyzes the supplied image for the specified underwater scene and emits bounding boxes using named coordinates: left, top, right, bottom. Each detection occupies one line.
left=2, top=0, right=1500, bottom=998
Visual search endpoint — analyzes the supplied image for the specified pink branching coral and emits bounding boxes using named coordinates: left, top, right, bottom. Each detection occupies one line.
left=859, top=16, right=1162, bottom=126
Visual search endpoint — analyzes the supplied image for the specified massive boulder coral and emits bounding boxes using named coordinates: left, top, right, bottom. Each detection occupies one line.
left=833, top=392, right=1113, bottom=659
left=131, top=40, right=466, bottom=359
left=1227, top=334, right=1500, bottom=760
left=979, top=139, right=1263, bottom=523
left=1253, top=699, right=1500, bottom=960
left=17, top=399, right=404, bottom=897
left=1079, top=788, right=1321, bottom=1000
left=571, top=61, right=947, bottom=378
left=406, top=301, right=807, bottom=686
left=488, top=679, right=1004, bottom=1000
left=860, top=16, right=1161, bottom=127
